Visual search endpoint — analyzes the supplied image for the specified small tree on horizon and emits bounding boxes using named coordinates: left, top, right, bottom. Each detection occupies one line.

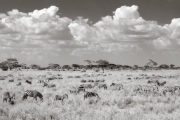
left=170, top=64, right=175, bottom=68
left=95, top=60, right=109, bottom=73
left=84, top=60, right=93, bottom=69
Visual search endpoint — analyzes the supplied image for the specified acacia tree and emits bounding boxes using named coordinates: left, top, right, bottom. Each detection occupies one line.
left=20, top=63, right=27, bottom=69
left=95, top=60, right=109, bottom=73
left=6, top=58, right=18, bottom=70
left=159, top=64, right=169, bottom=69
left=30, top=64, right=40, bottom=69
left=170, top=64, right=175, bottom=69
left=62, top=65, right=71, bottom=70
left=71, top=64, right=80, bottom=69
left=84, top=60, right=92, bottom=69
left=134, top=65, right=138, bottom=70
left=48, top=64, right=60, bottom=69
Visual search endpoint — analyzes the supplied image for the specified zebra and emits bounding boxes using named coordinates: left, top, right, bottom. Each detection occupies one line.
left=43, top=82, right=56, bottom=88
left=2, top=92, right=15, bottom=103
left=54, top=94, right=68, bottom=102
left=141, top=85, right=159, bottom=94
left=157, top=81, right=166, bottom=86
left=16, top=82, right=21, bottom=86
left=70, top=89, right=79, bottom=95
left=84, top=84, right=94, bottom=89
left=22, top=90, right=43, bottom=101
left=25, top=80, right=32, bottom=84
left=78, top=86, right=85, bottom=93
left=163, top=86, right=180, bottom=95
left=37, top=79, right=49, bottom=83
left=147, top=80, right=159, bottom=84
left=98, top=84, right=107, bottom=89
left=110, top=83, right=123, bottom=90
left=84, top=92, right=100, bottom=100
left=133, top=85, right=158, bottom=94
left=9, top=79, right=14, bottom=82
left=133, top=85, right=142, bottom=93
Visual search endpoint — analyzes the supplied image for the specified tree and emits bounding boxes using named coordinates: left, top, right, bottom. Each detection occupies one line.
left=71, top=64, right=80, bottom=69
left=95, top=60, right=109, bottom=73
left=134, top=65, right=138, bottom=70
left=146, top=59, right=157, bottom=69
left=62, top=65, right=71, bottom=70
left=20, top=63, right=27, bottom=69
left=30, top=64, right=40, bottom=69
left=108, top=64, right=117, bottom=70
left=48, top=64, right=60, bottom=69
left=84, top=60, right=93, bottom=69
left=0, top=61, right=8, bottom=71
left=170, top=64, right=175, bottom=69
left=6, top=58, right=18, bottom=70
left=159, top=64, right=169, bottom=69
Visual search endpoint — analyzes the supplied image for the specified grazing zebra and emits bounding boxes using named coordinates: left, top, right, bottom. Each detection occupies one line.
left=88, top=80, right=94, bottom=83
left=16, top=82, right=21, bottom=86
left=141, top=85, right=159, bottom=94
left=84, top=92, right=100, bottom=100
left=54, top=94, right=68, bottom=102
left=37, top=79, right=49, bottom=83
left=25, top=80, right=32, bottom=84
left=2, top=92, right=15, bottom=103
left=22, top=90, right=43, bottom=101
left=133, top=85, right=142, bottom=93
left=78, top=86, right=85, bottom=93
left=98, top=84, right=107, bottom=89
left=147, top=80, right=159, bottom=84
left=9, top=79, right=14, bottom=82
left=174, top=86, right=180, bottom=92
left=110, top=83, right=123, bottom=90
left=43, top=82, right=56, bottom=88
left=70, top=89, right=79, bottom=95
left=84, top=84, right=94, bottom=89
left=157, top=81, right=166, bottom=86
left=133, top=85, right=158, bottom=94
left=163, top=86, right=179, bottom=95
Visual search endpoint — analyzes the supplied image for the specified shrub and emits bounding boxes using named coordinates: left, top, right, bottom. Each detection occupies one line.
left=1, top=66, right=8, bottom=71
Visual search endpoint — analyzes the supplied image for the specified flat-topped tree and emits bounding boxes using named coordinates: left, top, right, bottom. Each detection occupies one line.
left=170, top=64, right=175, bottom=68
left=62, top=65, right=71, bottom=70
left=30, top=64, right=40, bottom=69
left=134, top=65, right=138, bottom=70
left=71, top=64, right=80, bottom=69
left=145, top=59, right=157, bottom=69
left=48, top=64, right=60, bottom=69
left=95, top=60, right=109, bottom=73
left=6, top=58, right=18, bottom=70
left=84, top=60, right=92, bottom=69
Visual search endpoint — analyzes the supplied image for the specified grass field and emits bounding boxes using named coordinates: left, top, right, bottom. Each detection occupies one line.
left=0, top=70, right=180, bottom=120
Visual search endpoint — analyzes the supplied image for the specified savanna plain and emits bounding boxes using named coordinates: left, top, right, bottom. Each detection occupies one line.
left=0, top=69, right=180, bottom=120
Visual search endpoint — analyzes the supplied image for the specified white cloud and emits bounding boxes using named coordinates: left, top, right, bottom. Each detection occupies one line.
left=0, top=5, right=180, bottom=64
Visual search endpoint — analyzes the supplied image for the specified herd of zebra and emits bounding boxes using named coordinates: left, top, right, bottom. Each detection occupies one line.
left=1, top=72, right=180, bottom=105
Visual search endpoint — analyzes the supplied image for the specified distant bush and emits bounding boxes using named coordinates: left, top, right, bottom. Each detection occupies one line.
left=95, top=69, right=100, bottom=72
left=38, top=67, right=46, bottom=70
left=1, top=66, right=8, bottom=71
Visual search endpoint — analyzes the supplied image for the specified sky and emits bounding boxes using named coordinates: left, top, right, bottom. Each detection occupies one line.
left=0, top=0, right=180, bottom=66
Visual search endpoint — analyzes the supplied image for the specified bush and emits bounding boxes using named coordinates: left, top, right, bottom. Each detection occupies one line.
left=1, top=66, right=8, bottom=71
left=95, top=69, right=100, bottom=72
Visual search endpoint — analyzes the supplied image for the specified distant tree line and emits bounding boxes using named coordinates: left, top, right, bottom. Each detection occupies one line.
left=0, top=58, right=179, bottom=71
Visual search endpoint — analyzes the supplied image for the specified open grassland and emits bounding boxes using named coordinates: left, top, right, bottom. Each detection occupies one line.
left=0, top=70, right=180, bottom=120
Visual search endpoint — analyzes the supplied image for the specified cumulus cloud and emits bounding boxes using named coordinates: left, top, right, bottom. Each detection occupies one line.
left=0, top=5, right=180, bottom=65
left=69, top=5, right=165, bottom=44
